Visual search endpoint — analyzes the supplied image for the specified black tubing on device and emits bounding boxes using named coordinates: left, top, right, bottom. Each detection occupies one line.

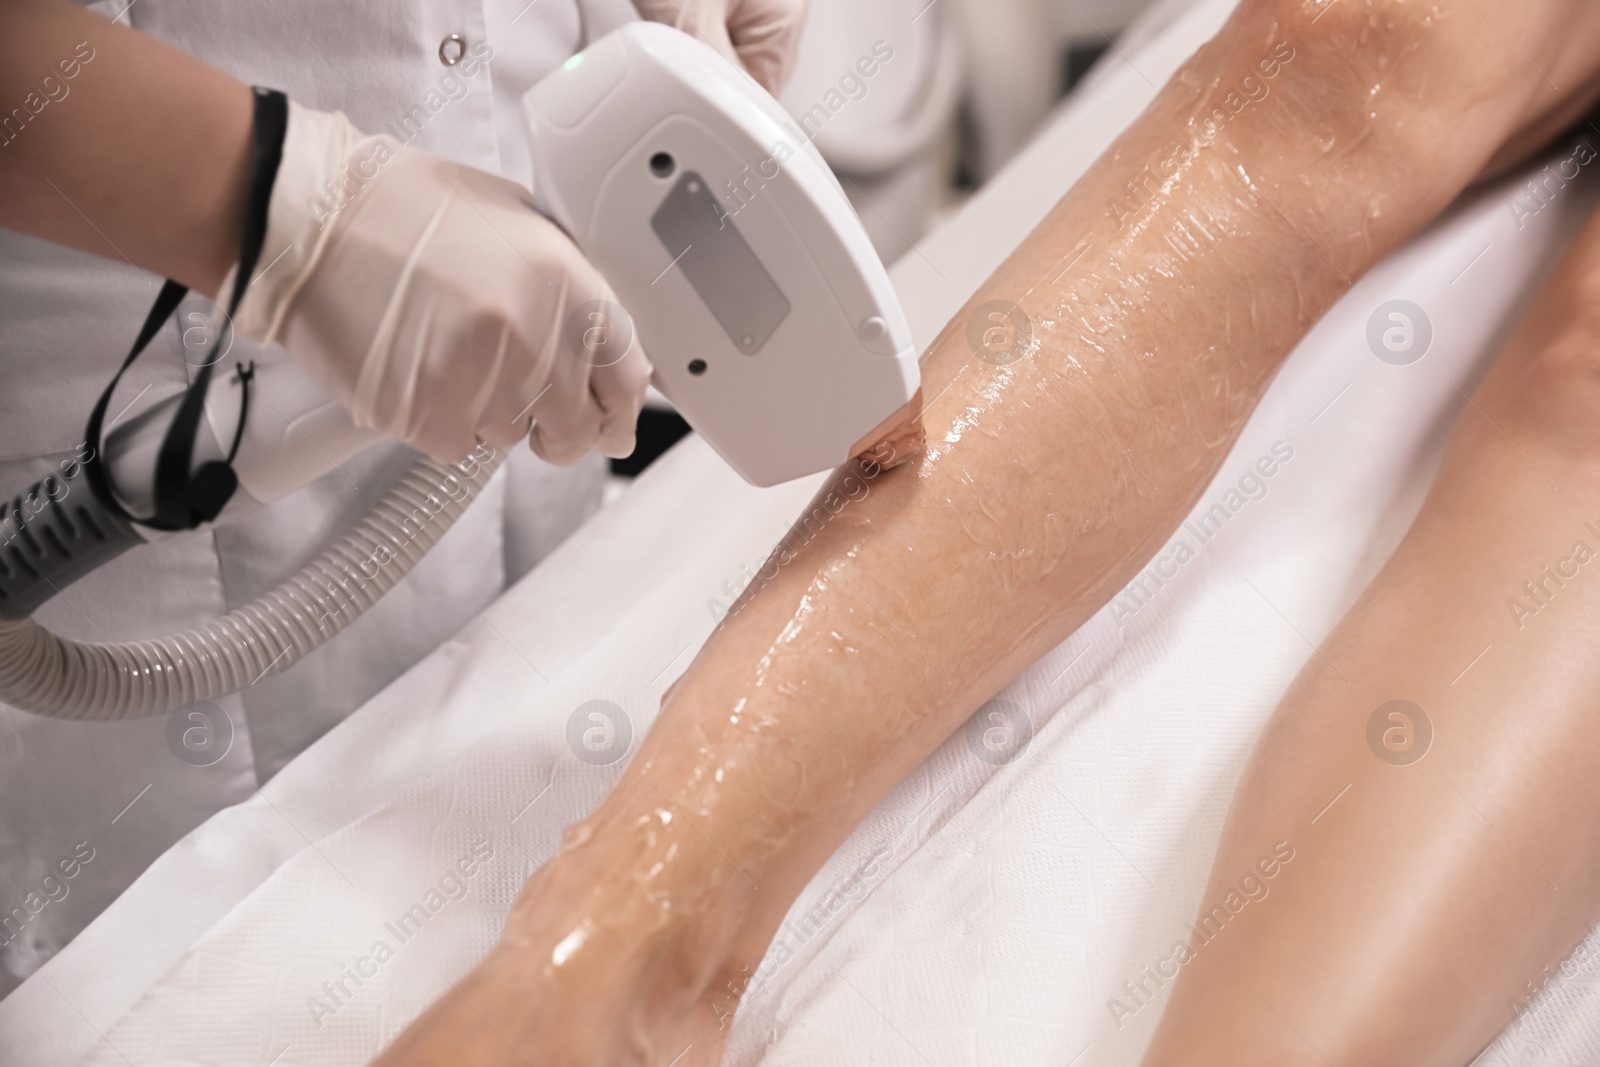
left=0, top=463, right=144, bottom=621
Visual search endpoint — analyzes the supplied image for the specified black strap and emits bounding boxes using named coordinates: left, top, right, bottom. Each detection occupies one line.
left=83, top=86, right=289, bottom=531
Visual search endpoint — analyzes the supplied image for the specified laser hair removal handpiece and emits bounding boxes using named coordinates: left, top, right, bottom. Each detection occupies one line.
left=0, top=21, right=920, bottom=720
left=524, top=22, right=919, bottom=487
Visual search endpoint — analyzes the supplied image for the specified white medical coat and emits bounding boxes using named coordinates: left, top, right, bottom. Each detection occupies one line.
left=0, top=0, right=603, bottom=995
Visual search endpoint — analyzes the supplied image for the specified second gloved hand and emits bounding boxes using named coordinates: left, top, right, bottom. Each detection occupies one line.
left=226, top=103, right=652, bottom=465
left=634, top=0, right=807, bottom=94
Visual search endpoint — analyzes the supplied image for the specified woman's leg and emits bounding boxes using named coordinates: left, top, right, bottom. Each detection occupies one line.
left=1142, top=202, right=1600, bottom=1067
left=371, top=2, right=1600, bottom=1063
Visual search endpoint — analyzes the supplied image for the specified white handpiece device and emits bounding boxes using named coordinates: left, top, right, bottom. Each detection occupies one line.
left=522, top=22, right=920, bottom=487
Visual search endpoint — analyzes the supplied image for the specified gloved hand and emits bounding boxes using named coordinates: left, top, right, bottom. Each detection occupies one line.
left=224, top=103, right=652, bottom=465
left=634, top=0, right=808, bottom=94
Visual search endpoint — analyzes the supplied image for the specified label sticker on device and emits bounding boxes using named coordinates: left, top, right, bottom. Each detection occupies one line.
left=650, top=170, right=790, bottom=355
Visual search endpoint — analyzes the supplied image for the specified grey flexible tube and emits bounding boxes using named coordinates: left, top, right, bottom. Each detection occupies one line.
left=0, top=451, right=501, bottom=721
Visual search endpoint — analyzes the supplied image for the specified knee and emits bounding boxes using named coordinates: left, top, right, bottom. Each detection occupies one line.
left=1237, top=0, right=1542, bottom=123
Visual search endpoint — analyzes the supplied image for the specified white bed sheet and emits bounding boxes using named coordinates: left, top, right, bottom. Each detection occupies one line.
left=7, top=0, right=1600, bottom=1063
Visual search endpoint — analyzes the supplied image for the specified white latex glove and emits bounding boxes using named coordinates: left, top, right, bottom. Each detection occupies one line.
left=224, top=103, right=651, bottom=465
left=634, top=0, right=808, bottom=94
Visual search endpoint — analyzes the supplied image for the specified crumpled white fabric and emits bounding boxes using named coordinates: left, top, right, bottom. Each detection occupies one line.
left=8, top=1, right=1600, bottom=1065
